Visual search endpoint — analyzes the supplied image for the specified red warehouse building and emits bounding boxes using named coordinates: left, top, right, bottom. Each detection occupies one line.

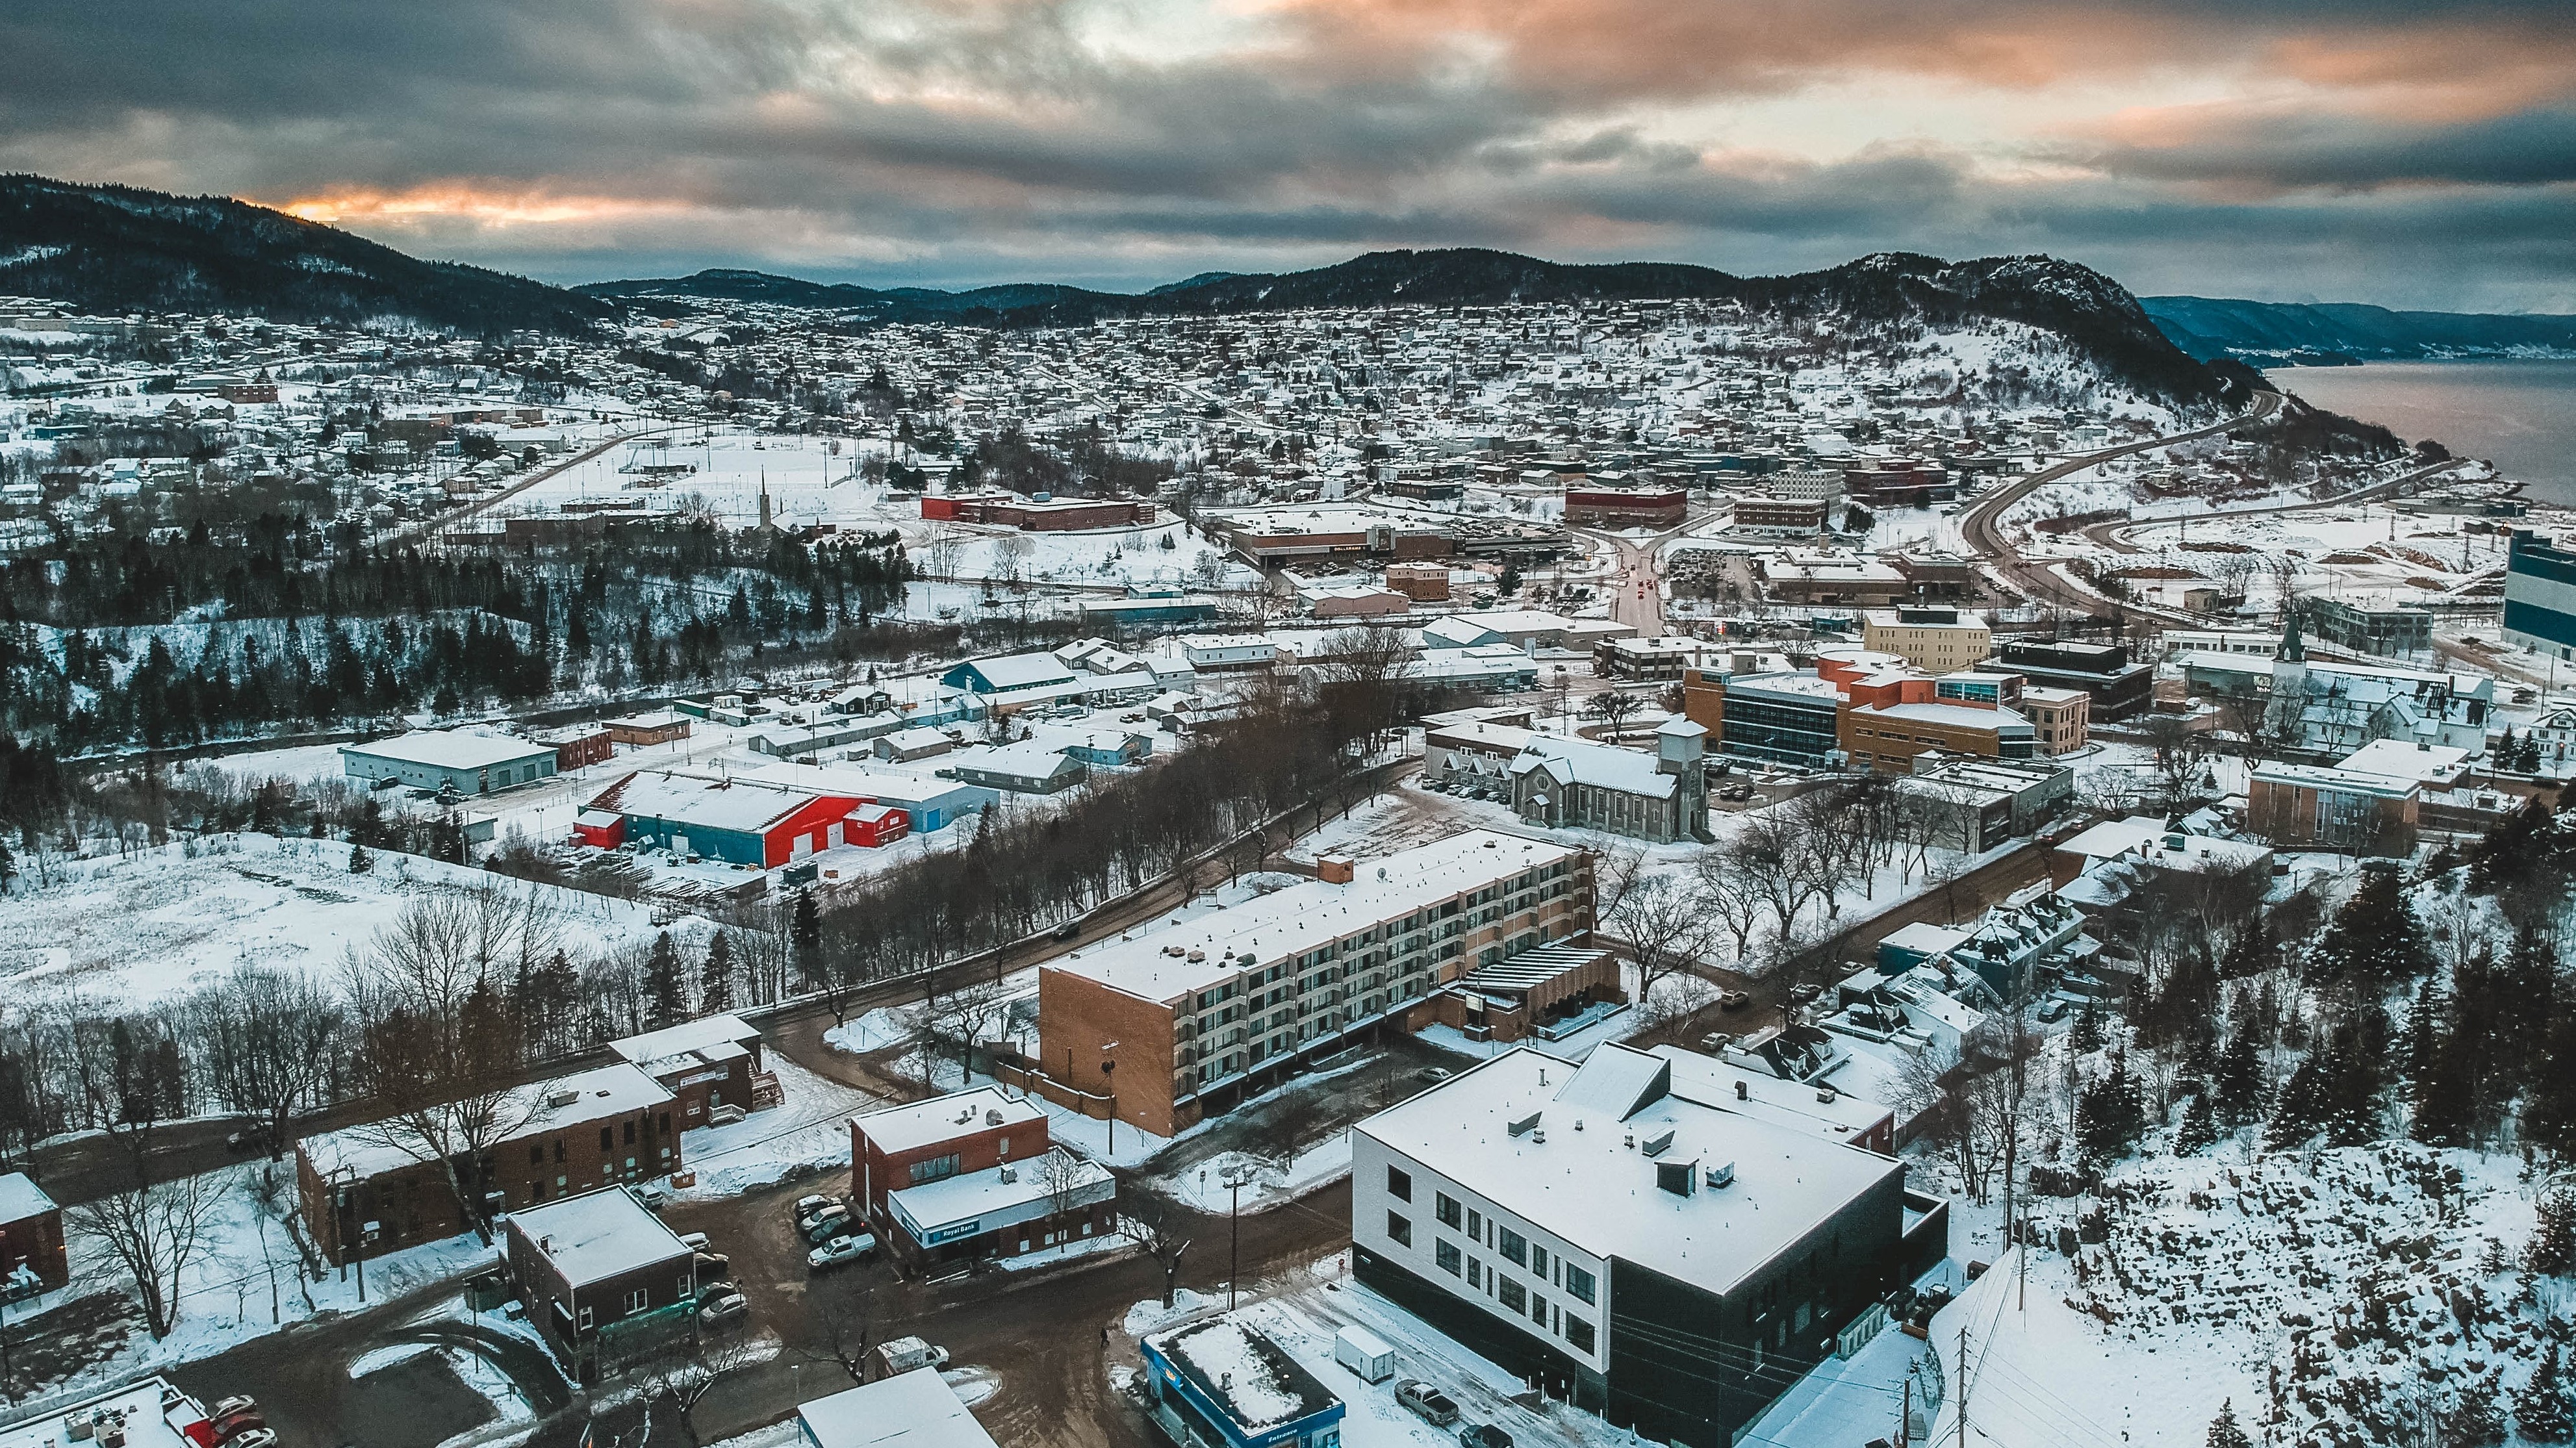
left=578, top=770, right=905, bottom=867
left=1565, top=485, right=1688, bottom=528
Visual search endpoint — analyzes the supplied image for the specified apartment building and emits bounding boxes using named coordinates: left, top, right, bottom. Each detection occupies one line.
left=1034, top=830, right=1594, bottom=1137
left=296, top=1062, right=679, bottom=1264
left=1350, top=1043, right=1933, bottom=1448
left=1860, top=606, right=1991, bottom=675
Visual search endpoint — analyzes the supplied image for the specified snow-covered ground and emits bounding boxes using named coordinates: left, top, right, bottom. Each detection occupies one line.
left=671, top=1056, right=884, bottom=1200
left=0, top=832, right=697, bottom=1010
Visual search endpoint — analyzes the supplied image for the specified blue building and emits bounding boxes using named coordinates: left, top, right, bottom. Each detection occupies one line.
left=2504, top=529, right=2576, bottom=661
left=1141, top=1316, right=1343, bottom=1448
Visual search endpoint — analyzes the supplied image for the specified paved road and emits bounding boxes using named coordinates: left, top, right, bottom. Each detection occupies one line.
left=1568, top=513, right=1713, bottom=637
left=1954, top=392, right=2282, bottom=620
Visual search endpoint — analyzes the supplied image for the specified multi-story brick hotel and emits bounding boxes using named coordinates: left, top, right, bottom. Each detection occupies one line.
left=1034, top=829, right=1596, bottom=1137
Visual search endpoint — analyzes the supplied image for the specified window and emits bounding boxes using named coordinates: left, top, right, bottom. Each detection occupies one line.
left=623, top=1120, right=637, bottom=1146
left=598, top=1126, right=613, bottom=1151
left=910, top=1154, right=960, bottom=1186
left=1564, top=1264, right=1595, bottom=1305
left=1386, top=1167, right=1412, bottom=1202
left=1436, top=1193, right=1462, bottom=1229
left=554, top=1140, right=566, bottom=1163
left=1498, top=1227, right=1527, bottom=1267
left=1466, top=1208, right=1482, bottom=1240
left=578, top=1305, right=594, bottom=1330
left=1468, top=1258, right=1482, bottom=1288
left=1531, top=1245, right=1549, bottom=1278
left=1436, top=1239, right=1462, bottom=1276
left=1531, top=1293, right=1548, bottom=1325
left=1564, top=1317, right=1596, bottom=1354
left=1499, top=1279, right=1526, bottom=1312
left=677, top=1275, right=693, bottom=1299
left=623, top=1288, right=650, bottom=1315
left=1386, top=1212, right=1412, bottom=1247
left=529, top=1143, right=544, bottom=1165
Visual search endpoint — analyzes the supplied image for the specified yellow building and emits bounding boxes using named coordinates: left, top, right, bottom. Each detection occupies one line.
left=1861, top=606, right=1992, bottom=675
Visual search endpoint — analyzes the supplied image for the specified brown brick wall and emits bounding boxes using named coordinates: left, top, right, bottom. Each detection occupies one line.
left=1036, top=970, right=1181, bottom=1136
left=851, top=1116, right=1054, bottom=1219
left=299, top=1098, right=683, bottom=1264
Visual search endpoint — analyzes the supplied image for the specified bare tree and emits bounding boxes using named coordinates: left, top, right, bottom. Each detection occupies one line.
left=69, top=1167, right=222, bottom=1338
left=804, top=1282, right=876, bottom=1384
left=1120, top=1193, right=1193, bottom=1307
left=340, top=895, right=537, bottom=1247
left=921, top=522, right=968, bottom=579
left=1605, top=874, right=1713, bottom=1019
left=1582, top=689, right=1646, bottom=739
left=1692, top=845, right=1769, bottom=965
left=181, top=965, right=347, bottom=1161
left=1590, top=843, right=1650, bottom=926
left=928, top=977, right=1013, bottom=1084
left=633, top=1330, right=775, bottom=1447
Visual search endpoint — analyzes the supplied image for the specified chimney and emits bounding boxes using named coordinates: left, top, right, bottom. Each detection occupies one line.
left=1318, top=855, right=1356, bottom=885
left=1734, top=1080, right=1748, bottom=1101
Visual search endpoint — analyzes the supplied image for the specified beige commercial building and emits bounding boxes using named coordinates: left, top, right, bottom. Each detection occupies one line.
left=1861, top=606, right=1992, bottom=676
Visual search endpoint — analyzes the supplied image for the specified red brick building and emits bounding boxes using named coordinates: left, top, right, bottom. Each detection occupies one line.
left=606, top=1013, right=781, bottom=1128
left=535, top=725, right=615, bottom=771
left=0, top=1173, right=67, bottom=1295
left=503, top=1186, right=701, bottom=1384
left=849, top=1088, right=1115, bottom=1265
left=919, top=493, right=1157, bottom=531
left=297, top=1063, right=680, bottom=1264
left=1565, top=486, right=1688, bottom=528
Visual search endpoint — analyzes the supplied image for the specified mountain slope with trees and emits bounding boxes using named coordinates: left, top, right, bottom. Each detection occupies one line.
left=2143, top=294, right=2576, bottom=364
left=0, top=174, right=613, bottom=336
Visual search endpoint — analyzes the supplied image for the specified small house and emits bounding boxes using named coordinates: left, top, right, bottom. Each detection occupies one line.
left=1141, top=1315, right=1345, bottom=1448
left=503, top=1186, right=700, bottom=1384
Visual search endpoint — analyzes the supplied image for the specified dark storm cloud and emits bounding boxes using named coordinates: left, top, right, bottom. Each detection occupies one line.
left=1, top=0, right=2573, bottom=307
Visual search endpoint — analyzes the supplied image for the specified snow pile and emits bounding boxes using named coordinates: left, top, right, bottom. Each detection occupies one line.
left=2024, top=1141, right=2556, bottom=1445
left=1125, top=1288, right=1222, bottom=1338
left=825, top=1006, right=921, bottom=1054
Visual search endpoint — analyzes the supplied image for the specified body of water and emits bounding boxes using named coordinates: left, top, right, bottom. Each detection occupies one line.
left=2262, top=359, right=2576, bottom=506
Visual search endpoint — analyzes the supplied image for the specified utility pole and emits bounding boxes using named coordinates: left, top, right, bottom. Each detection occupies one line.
left=1900, top=1371, right=1912, bottom=1448
left=1229, top=1175, right=1245, bottom=1310
left=1956, top=1324, right=1970, bottom=1448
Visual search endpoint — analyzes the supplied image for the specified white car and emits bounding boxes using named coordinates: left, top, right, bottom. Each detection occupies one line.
left=808, top=1233, right=877, bottom=1271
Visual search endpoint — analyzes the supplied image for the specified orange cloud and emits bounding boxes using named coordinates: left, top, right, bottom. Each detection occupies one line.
left=276, top=183, right=691, bottom=228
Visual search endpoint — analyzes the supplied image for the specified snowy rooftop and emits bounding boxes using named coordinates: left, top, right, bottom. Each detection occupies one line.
left=854, top=1086, right=1044, bottom=1155
left=886, top=1145, right=1112, bottom=1238
left=0, top=1378, right=201, bottom=1448
left=302, top=1062, right=673, bottom=1180
left=1511, top=737, right=1679, bottom=798
left=341, top=730, right=555, bottom=771
left=606, top=1013, right=759, bottom=1072
left=1153, top=1315, right=1342, bottom=1430
left=0, top=1171, right=54, bottom=1223
left=1648, top=1045, right=1897, bottom=1142
left=2056, top=817, right=2272, bottom=874
left=797, top=1367, right=1002, bottom=1448
left=737, top=760, right=988, bottom=806
left=594, top=769, right=830, bottom=833
left=507, top=1184, right=692, bottom=1289
left=1048, top=830, right=1581, bottom=1002
left=1356, top=1043, right=1903, bottom=1297
left=1854, top=700, right=2032, bottom=731
left=2333, top=738, right=2473, bottom=785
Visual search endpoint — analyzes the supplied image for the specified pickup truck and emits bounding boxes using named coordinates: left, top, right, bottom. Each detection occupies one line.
left=1397, top=1380, right=1460, bottom=1427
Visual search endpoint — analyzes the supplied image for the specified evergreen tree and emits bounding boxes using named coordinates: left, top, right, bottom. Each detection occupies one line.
left=2526, top=993, right=2576, bottom=1155
left=2173, top=1089, right=2219, bottom=1155
left=700, top=932, right=735, bottom=1014
left=2205, top=1399, right=2251, bottom=1448
left=2449, top=1378, right=2506, bottom=1448
left=792, top=889, right=823, bottom=990
left=2215, top=1024, right=2264, bottom=1125
left=2071, top=996, right=2106, bottom=1054
left=346, top=842, right=373, bottom=874
left=2519, top=1345, right=2573, bottom=1444
left=2265, top=1053, right=2328, bottom=1150
left=644, top=932, right=687, bottom=1029
left=2307, top=868, right=2433, bottom=989
left=2531, top=1189, right=2576, bottom=1277
left=2076, top=1052, right=2145, bottom=1166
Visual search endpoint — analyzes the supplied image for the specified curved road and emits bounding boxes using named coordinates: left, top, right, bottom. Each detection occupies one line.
left=2077, top=453, right=2473, bottom=556
left=1954, top=391, right=2282, bottom=621
left=1568, top=513, right=1714, bottom=636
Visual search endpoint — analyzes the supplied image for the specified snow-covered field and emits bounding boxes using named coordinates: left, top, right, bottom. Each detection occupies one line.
left=0, top=833, right=695, bottom=1009
left=671, top=1056, right=884, bottom=1200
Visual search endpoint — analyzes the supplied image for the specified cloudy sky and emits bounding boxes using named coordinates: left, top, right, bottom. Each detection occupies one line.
left=6, top=0, right=2573, bottom=308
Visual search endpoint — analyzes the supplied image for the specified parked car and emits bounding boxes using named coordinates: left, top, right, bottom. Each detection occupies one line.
left=697, top=1288, right=750, bottom=1327
left=1716, top=989, right=1751, bottom=1011
left=808, top=1232, right=877, bottom=1271
left=793, top=1194, right=838, bottom=1226
left=693, top=1251, right=731, bottom=1280
left=1397, top=1381, right=1460, bottom=1427
left=879, top=1336, right=950, bottom=1373
left=802, top=1207, right=854, bottom=1245
left=2035, top=998, right=2072, bottom=1024
left=631, top=1183, right=669, bottom=1211
left=1787, top=984, right=1823, bottom=1009
left=1700, top=1031, right=1732, bottom=1053
left=678, top=1232, right=711, bottom=1253
left=223, top=1432, right=278, bottom=1448
left=207, top=1399, right=265, bottom=1442
left=1460, top=1426, right=1513, bottom=1448
left=1052, top=920, right=1082, bottom=940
